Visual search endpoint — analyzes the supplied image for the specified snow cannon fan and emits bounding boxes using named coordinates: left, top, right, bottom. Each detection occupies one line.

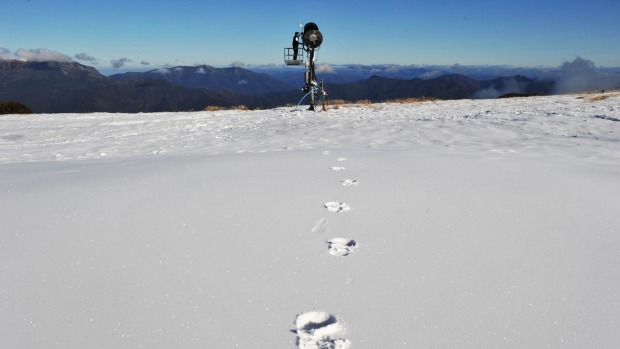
left=302, top=22, right=323, bottom=49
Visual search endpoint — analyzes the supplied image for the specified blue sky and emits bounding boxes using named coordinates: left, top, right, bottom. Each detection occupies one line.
left=1, top=0, right=619, bottom=70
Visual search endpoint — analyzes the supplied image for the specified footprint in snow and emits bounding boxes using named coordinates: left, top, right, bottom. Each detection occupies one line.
left=337, top=157, right=347, bottom=162
left=330, top=166, right=346, bottom=171
left=326, top=238, right=358, bottom=257
left=324, top=202, right=350, bottom=213
left=311, top=218, right=328, bottom=234
left=293, top=311, right=351, bottom=349
left=340, top=179, right=359, bottom=186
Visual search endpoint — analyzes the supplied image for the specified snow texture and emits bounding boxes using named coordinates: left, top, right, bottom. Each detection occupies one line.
left=1, top=92, right=620, bottom=348
left=324, top=202, right=351, bottom=213
left=326, top=239, right=358, bottom=257
left=294, top=311, right=350, bottom=349
left=340, top=179, right=359, bottom=186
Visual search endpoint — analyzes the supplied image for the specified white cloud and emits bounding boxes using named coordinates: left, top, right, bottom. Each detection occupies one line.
left=419, top=70, right=446, bottom=79
left=383, top=64, right=402, bottom=74
left=75, top=52, right=96, bottom=62
left=0, top=47, right=13, bottom=60
left=14, top=48, right=72, bottom=62
left=111, top=57, right=132, bottom=68
left=231, top=61, right=245, bottom=68
left=474, top=77, right=526, bottom=99
left=553, top=57, right=620, bottom=94
left=316, top=63, right=335, bottom=74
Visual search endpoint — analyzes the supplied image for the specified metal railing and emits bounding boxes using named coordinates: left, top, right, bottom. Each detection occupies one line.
left=283, top=47, right=304, bottom=65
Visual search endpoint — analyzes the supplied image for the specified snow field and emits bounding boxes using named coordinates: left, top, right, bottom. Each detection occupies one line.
left=1, top=92, right=620, bottom=348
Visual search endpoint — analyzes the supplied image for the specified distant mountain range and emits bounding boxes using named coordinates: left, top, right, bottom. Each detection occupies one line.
left=250, top=62, right=620, bottom=88
left=109, top=66, right=293, bottom=95
left=265, top=74, right=553, bottom=106
left=0, top=61, right=270, bottom=113
left=249, top=64, right=555, bottom=86
left=329, top=74, right=552, bottom=100
left=1, top=60, right=554, bottom=113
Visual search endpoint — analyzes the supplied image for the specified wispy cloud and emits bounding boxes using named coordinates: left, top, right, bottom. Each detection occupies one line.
left=383, top=64, right=403, bottom=74
left=140, top=61, right=150, bottom=66
left=13, top=48, right=72, bottom=62
left=75, top=52, right=97, bottom=62
left=316, top=63, right=335, bottom=74
left=111, top=57, right=132, bottom=68
left=553, top=57, right=620, bottom=94
left=0, top=47, right=13, bottom=60
left=419, top=70, right=446, bottom=79
left=474, top=77, right=529, bottom=99
left=231, top=61, right=245, bottom=68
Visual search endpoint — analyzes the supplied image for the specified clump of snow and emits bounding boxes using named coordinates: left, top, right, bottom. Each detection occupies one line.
left=1, top=92, right=620, bottom=348
left=326, top=238, right=358, bottom=257
left=340, top=179, right=359, bottom=186
left=294, top=311, right=350, bottom=349
left=324, top=202, right=351, bottom=213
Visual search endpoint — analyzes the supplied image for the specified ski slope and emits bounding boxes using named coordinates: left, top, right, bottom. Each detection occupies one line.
left=1, top=92, right=620, bottom=348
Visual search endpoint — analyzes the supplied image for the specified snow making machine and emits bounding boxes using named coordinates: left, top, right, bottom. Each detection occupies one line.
left=284, top=22, right=328, bottom=111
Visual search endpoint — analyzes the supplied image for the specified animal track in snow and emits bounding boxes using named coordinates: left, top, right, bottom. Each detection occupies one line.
left=340, top=179, right=359, bottom=186
left=293, top=311, right=351, bottom=349
left=330, top=166, right=346, bottom=171
left=311, top=218, right=328, bottom=234
left=326, top=238, right=358, bottom=257
left=324, top=202, right=350, bottom=213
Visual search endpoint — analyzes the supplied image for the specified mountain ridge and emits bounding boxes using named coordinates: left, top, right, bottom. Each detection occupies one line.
left=0, top=60, right=271, bottom=113
left=109, top=65, right=294, bottom=95
left=1, top=60, right=554, bottom=113
left=265, top=74, right=553, bottom=106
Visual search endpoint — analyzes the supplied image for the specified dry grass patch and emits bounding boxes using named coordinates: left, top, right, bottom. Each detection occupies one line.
left=324, top=97, right=441, bottom=110
left=574, top=89, right=620, bottom=101
left=384, top=97, right=441, bottom=104
left=589, top=92, right=620, bottom=101
left=591, top=95, right=609, bottom=101
left=0, top=101, right=33, bottom=115
left=325, top=99, right=371, bottom=110
left=203, top=105, right=249, bottom=111
left=278, top=96, right=445, bottom=111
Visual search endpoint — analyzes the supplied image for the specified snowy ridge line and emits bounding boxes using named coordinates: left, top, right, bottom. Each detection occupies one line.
left=0, top=93, right=619, bottom=164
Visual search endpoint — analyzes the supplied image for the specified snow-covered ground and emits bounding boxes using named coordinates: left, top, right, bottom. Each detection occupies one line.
left=1, top=92, right=619, bottom=348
